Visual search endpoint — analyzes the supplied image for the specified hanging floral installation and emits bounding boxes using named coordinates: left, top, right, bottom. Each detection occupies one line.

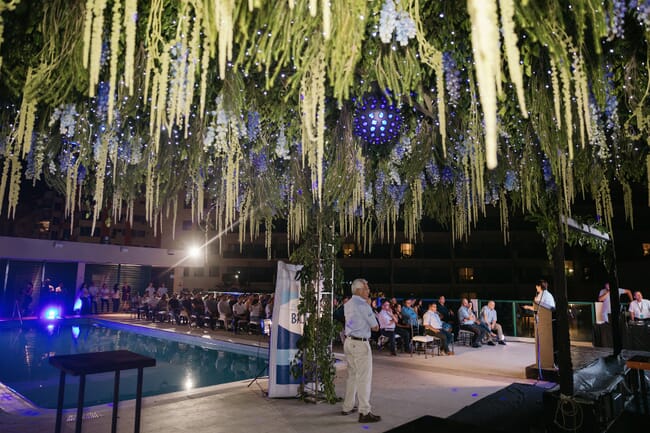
left=0, top=0, right=648, bottom=254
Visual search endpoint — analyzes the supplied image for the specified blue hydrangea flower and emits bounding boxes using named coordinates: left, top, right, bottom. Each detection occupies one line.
left=632, top=0, right=650, bottom=27
left=443, top=52, right=462, bottom=105
left=426, top=161, right=440, bottom=186
left=606, top=0, right=628, bottom=39
left=441, top=166, right=454, bottom=185
left=504, top=170, right=518, bottom=192
left=247, top=111, right=260, bottom=142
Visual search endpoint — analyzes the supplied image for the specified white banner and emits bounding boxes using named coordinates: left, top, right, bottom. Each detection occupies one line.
left=267, top=261, right=304, bottom=398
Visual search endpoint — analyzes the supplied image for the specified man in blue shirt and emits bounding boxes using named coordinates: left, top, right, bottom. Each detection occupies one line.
left=422, top=303, right=454, bottom=355
left=342, top=278, right=381, bottom=423
left=402, top=298, right=422, bottom=335
left=458, top=298, right=492, bottom=347
left=480, top=300, right=506, bottom=345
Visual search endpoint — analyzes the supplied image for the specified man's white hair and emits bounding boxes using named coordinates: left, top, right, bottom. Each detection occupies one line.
left=351, top=278, right=367, bottom=295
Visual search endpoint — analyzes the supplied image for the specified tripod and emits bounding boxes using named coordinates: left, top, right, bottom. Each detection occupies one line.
left=247, top=363, right=269, bottom=395
left=247, top=329, right=270, bottom=396
left=12, top=300, right=23, bottom=325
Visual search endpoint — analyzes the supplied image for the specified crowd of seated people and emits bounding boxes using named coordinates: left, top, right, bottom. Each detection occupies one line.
left=339, top=291, right=504, bottom=355
left=130, top=289, right=274, bottom=334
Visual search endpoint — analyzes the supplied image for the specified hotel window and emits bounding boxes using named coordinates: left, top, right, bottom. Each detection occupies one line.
left=38, top=220, right=50, bottom=233
left=400, top=242, right=414, bottom=258
left=458, top=267, right=474, bottom=282
left=643, top=243, right=650, bottom=256
left=342, top=243, right=355, bottom=257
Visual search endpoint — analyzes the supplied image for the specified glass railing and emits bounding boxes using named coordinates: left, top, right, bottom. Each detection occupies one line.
left=411, top=298, right=610, bottom=343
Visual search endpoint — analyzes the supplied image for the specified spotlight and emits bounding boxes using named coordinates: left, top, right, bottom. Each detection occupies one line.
left=72, top=326, right=80, bottom=339
left=73, top=298, right=83, bottom=314
left=188, top=246, right=201, bottom=258
left=42, top=306, right=62, bottom=320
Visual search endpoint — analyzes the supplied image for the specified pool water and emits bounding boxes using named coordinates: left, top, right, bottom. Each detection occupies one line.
left=0, top=322, right=268, bottom=409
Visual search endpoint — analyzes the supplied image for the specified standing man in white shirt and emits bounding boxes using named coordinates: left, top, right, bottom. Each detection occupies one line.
left=341, top=278, right=381, bottom=423
left=629, top=291, right=650, bottom=320
left=597, top=282, right=633, bottom=323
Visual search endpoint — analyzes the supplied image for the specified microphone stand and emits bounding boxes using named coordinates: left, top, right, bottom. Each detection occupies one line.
left=533, top=291, right=543, bottom=381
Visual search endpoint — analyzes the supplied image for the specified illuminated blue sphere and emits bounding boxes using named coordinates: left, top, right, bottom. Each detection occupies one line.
left=353, top=95, right=402, bottom=145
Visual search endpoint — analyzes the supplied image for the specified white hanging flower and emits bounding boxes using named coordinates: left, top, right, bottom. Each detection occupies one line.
left=379, top=0, right=397, bottom=43
left=378, top=0, right=416, bottom=46
left=394, top=11, right=416, bottom=46
left=275, top=126, right=290, bottom=160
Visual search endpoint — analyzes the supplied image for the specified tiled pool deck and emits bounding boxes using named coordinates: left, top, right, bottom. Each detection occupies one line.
left=0, top=314, right=638, bottom=433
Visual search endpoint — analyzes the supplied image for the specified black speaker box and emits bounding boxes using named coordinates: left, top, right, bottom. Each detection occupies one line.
left=543, top=382, right=626, bottom=433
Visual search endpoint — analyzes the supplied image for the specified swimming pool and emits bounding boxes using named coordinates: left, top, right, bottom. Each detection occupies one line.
left=0, top=319, right=268, bottom=409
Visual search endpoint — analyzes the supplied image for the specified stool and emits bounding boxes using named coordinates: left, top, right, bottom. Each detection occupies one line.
left=458, top=330, right=473, bottom=346
left=411, top=335, right=440, bottom=358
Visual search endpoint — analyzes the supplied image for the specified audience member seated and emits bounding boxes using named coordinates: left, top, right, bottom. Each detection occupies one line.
left=480, top=300, right=506, bottom=345
left=154, top=294, right=169, bottom=322
left=218, top=295, right=233, bottom=330
left=249, top=297, right=265, bottom=331
left=377, top=302, right=401, bottom=355
left=458, top=298, right=493, bottom=347
left=204, top=293, right=218, bottom=329
left=402, top=299, right=423, bottom=335
left=180, top=295, right=194, bottom=324
left=436, top=295, right=457, bottom=334
left=191, top=295, right=206, bottom=327
left=168, top=294, right=182, bottom=324
left=232, top=296, right=250, bottom=331
left=422, top=303, right=454, bottom=355
left=394, top=303, right=414, bottom=341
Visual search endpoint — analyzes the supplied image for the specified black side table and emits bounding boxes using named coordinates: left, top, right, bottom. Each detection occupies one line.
left=49, top=350, right=156, bottom=433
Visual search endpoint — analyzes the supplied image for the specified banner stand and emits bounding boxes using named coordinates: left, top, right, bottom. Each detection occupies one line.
left=267, top=261, right=304, bottom=398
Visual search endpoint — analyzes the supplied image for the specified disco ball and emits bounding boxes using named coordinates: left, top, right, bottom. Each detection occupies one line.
left=353, top=95, right=402, bottom=145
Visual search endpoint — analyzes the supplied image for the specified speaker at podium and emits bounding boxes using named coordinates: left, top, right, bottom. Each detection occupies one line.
left=525, top=280, right=558, bottom=381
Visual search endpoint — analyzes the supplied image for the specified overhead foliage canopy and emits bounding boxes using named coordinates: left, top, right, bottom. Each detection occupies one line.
left=0, top=0, right=648, bottom=253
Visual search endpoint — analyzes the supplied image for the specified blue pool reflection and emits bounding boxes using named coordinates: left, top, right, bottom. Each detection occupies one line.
left=0, top=322, right=267, bottom=409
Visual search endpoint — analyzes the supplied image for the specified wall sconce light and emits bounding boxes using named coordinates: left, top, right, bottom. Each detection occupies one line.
left=564, top=260, right=574, bottom=277
left=342, top=243, right=355, bottom=257
left=642, top=243, right=650, bottom=256
left=400, top=242, right=414, bottom=258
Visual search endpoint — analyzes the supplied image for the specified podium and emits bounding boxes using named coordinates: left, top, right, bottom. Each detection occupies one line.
left=535, top=305, right=554, bottom=368
left=525, top=304, right=558, bottom=381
